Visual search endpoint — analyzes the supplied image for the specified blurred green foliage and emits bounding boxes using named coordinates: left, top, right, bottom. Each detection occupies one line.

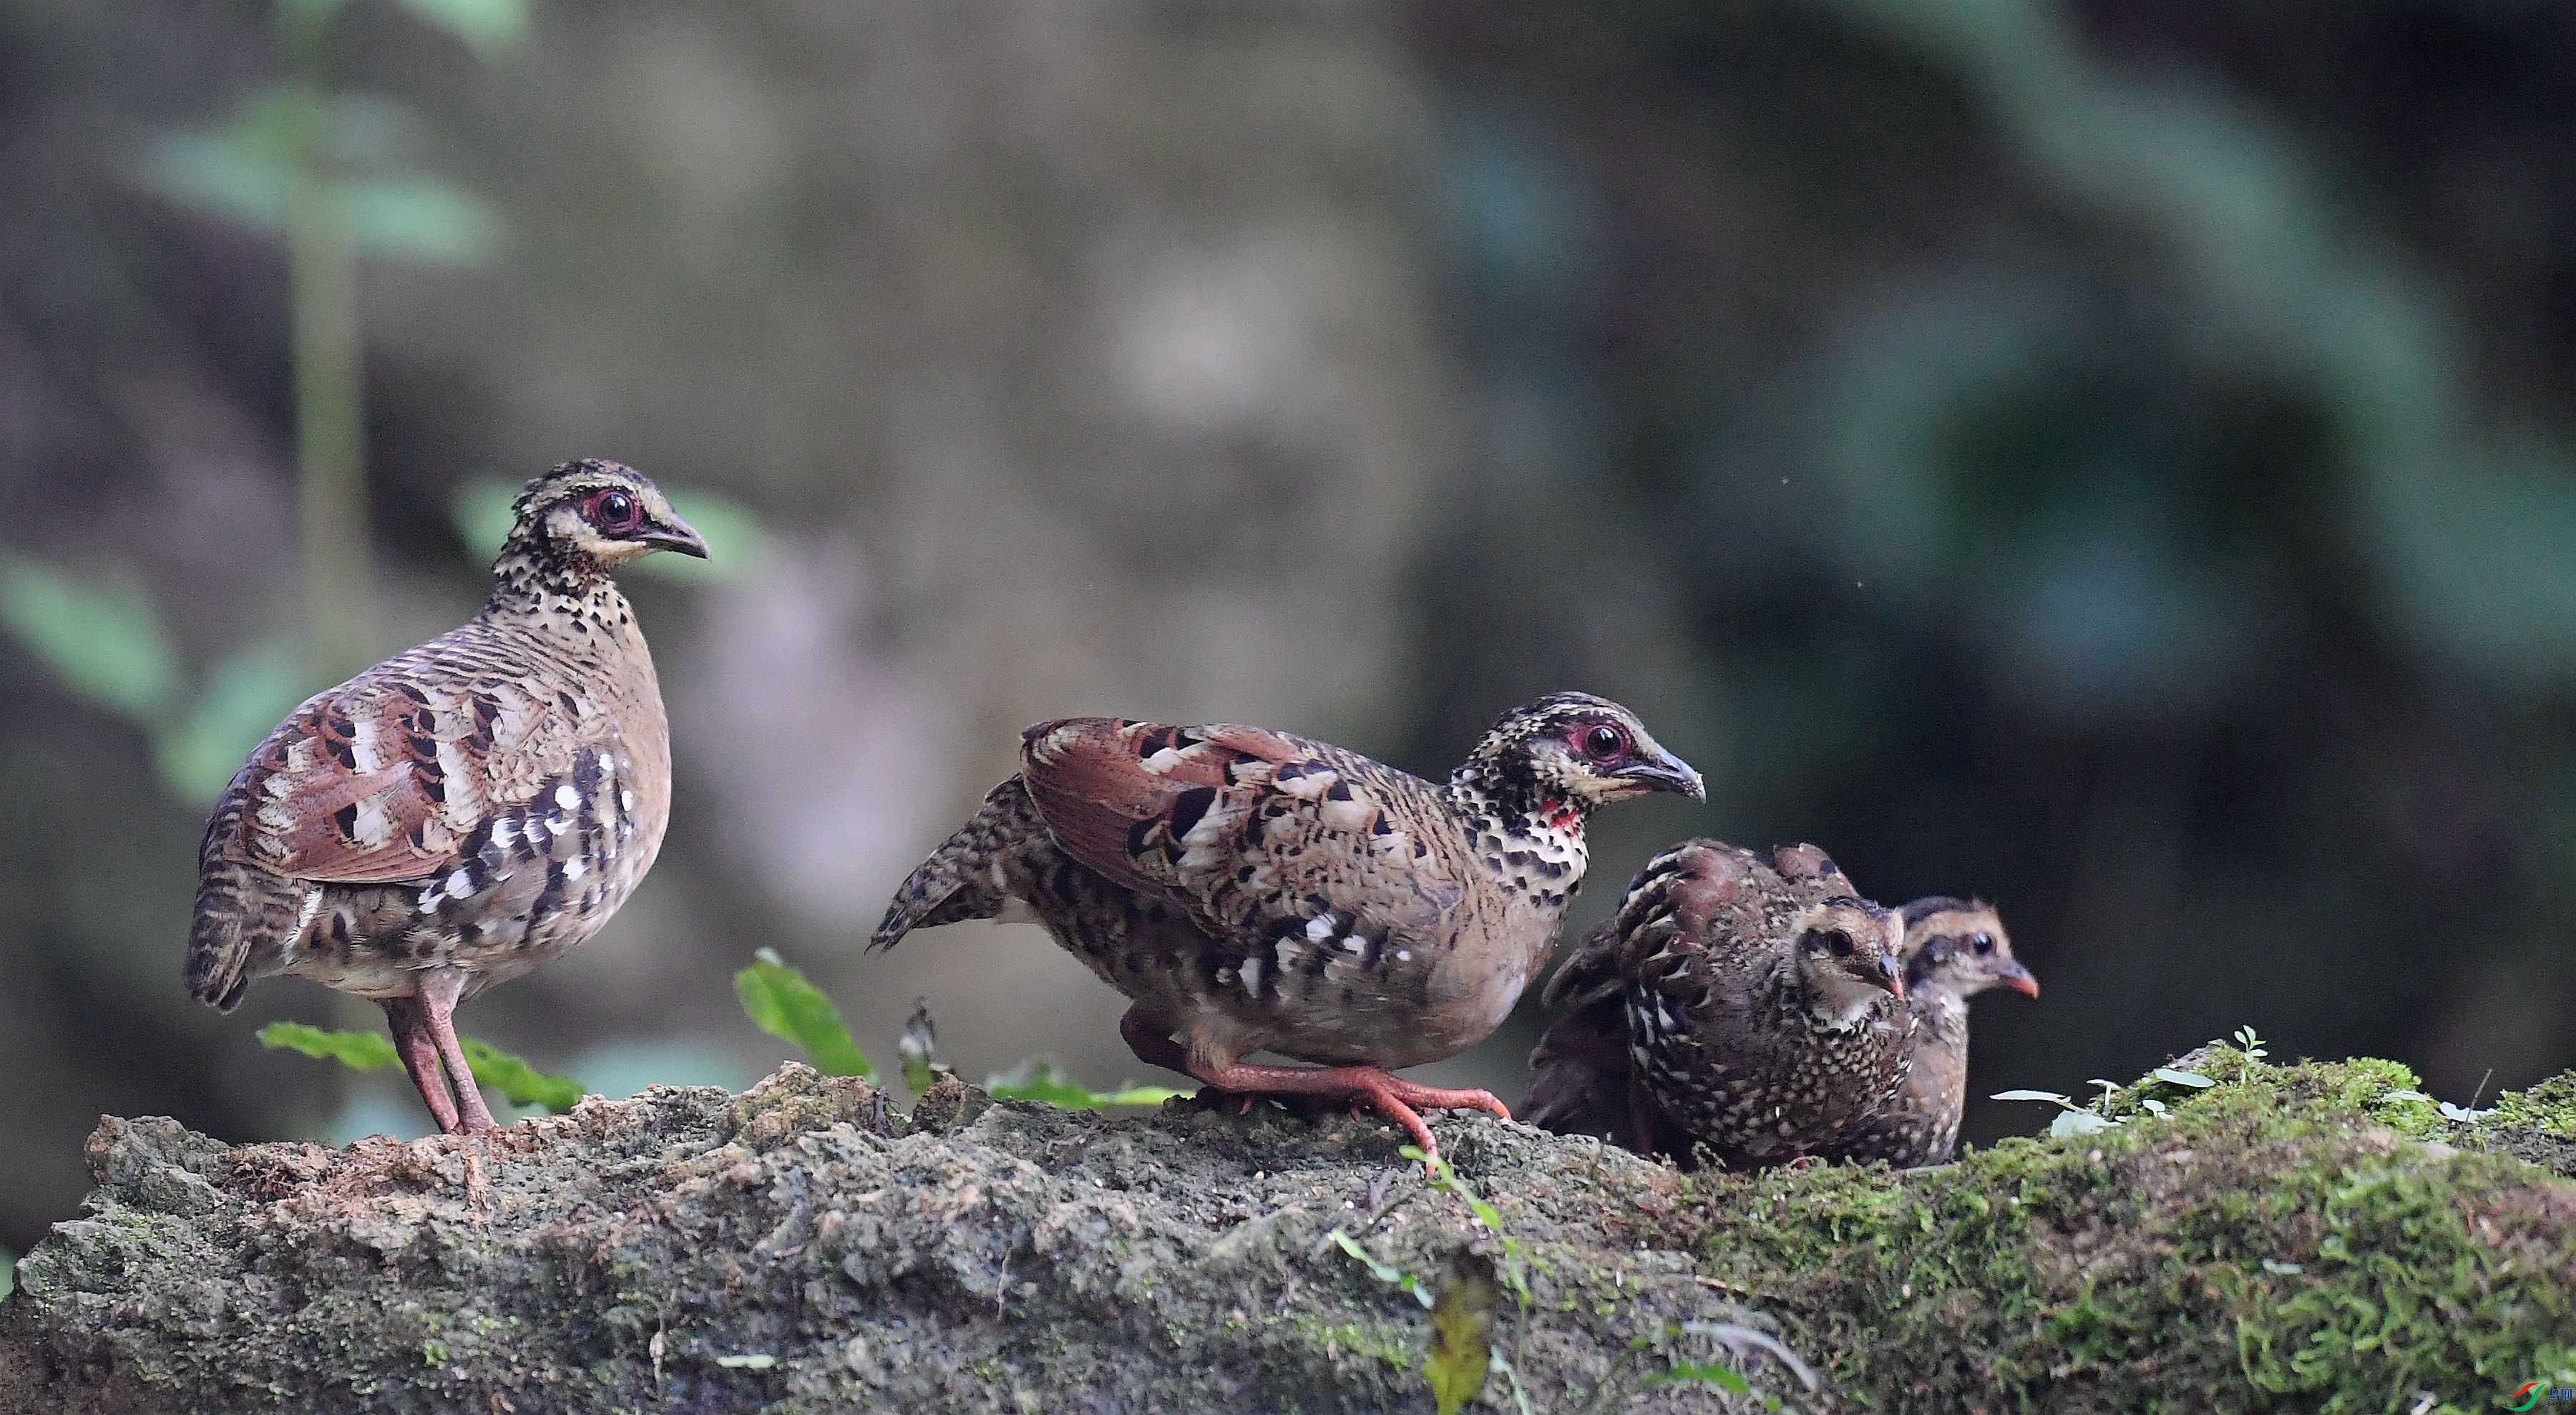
left=458, top=1039, right=583, bottom=1114
left=256, top=1022, right=586, bottom=1114
left=0, top=559, right=180, bottom=720
left=137, top=0, right=531, bottom=684
left=258, top=1022, right=399, bottom=1072
left=451, top=478, right=763, bottom=581
left=0, top=555, right=312, bottom=802
left=735, top=949, right=874, bottom=1079
left=145, top=93, right=499, bottom=267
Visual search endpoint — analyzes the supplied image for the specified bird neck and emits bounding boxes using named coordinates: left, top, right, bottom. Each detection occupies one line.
left=1443, top=760, right=1589, bottom=897
left=485, top=538, right=629, bottom=630
left=1907, top=989, right=1971, bottom=1054
left=1772, top=958, right=1893, bottom=1032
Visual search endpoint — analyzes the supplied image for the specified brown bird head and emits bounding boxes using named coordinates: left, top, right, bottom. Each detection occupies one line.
left=503, top=459, right=709, bottom=573
left=1772, top=844, right=1907, bottom=1013
left=1460, top=692, right=1704, bottom=815
left=1898, top=898, right=2036, bottom=1000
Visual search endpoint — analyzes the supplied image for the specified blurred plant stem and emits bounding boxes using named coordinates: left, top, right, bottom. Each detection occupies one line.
left=286, top=101, right=370, bottom=682
left=280, top=6, right=370, bottom=684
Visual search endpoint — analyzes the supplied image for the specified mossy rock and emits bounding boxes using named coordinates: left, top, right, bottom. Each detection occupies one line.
left=0, top=1053, right=2570, bottom=1413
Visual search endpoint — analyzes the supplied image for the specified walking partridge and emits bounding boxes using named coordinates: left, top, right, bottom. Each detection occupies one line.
left=1823, top=899, right=2035, bottom=1167
left=871, top=693, right=1702, bottom=1165
left=1526, top=840, right=1909, bottom=1168
left=185, top=459, right=706, bottom=1134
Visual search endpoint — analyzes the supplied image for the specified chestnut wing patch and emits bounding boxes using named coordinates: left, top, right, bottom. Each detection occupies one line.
left=1020, top=718, right=1458, bottom=945
left=230, top=677, right=543, bottom=884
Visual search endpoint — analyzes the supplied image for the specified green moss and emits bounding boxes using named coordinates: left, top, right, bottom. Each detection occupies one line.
left=1687, top=1050, right=2576, bottom=1413
left=1286, top=1316, right=1415, bottom=1371
left=2493, top=1071, right=2576, bottom=1135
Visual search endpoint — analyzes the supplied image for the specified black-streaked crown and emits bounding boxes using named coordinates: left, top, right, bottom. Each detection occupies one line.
left=1450, top=691, right=1704, bottom=814
left=491, top=459, right=707, bottom=602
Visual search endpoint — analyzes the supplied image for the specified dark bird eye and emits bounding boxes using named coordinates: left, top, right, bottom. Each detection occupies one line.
left=1972, top=933, right=1995, bottom=955
left=1581, top=724, right=1626, bottom=761
left=590, top=490, right=641, bottom=532
left=1807, top=928, right=1854, bottom=957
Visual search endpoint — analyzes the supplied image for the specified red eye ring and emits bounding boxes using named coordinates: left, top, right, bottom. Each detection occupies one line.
left=587, top=489, right=642, bottom=533
left=1579, top=723, right=1627, bottom=761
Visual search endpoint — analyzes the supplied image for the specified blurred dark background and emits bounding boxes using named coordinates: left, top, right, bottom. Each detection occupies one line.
left=6, top=0, right=2575, bottom=1256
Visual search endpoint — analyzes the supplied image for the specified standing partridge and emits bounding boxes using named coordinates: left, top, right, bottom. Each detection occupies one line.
left=185, top=460, right=706, bottom=1134
left=1822, top=899, right=2035, bottom=1167
left=1526, top=840, right=1910, bottom=1168
left=870, top=693, right=1703, bottom=1165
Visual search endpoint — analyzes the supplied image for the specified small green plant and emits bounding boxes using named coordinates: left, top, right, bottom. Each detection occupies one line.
left=1323, top=1229, right=1433, bottom=1309
left=2233, top=1026, right=2268, bottom=1072
left=1405, top=1148, right=1533, bottom=1314
left=1996, top=1061, right=2223, bottom=1135
left=1991, top=1086, right=2119, bottom=1137
left=984, top=1061, right=1191, bottom=1109
left=255, top=1021, right=585, bottom=1113
left=1643, top=1359, right=1752, bottom=1396
left=733, top=949, right=874, bottom=1079
left=1423, top=1250, right=1498, bottom=1415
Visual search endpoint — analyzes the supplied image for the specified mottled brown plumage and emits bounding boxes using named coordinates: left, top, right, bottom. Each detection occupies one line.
left=872, top=693, right=1702, bottom=1166
left=1526, top=840, right=1910, bottom=1169
left=1823, top=898, right=2035, bottom=1167
left=185, top=460, right=705, bottom=1134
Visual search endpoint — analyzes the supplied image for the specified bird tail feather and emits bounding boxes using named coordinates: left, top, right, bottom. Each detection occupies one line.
left=185, top=857, right=308, bottom=1011
left=869, top=777, right=1045, bottom=951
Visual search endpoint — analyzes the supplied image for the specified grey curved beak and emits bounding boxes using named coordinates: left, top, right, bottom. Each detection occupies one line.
left=1613, top=748, right=1706, bottom=802
left=642, top=514, right=710, bottom=559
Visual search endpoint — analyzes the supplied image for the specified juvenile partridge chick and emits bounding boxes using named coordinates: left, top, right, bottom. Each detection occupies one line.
left=186, top=460, right=706, bottom=1133
left=1824, top=899, right=2035, bottom=1167
left=872, top=693, right=1702, bottom=1166
left=1530, top=840, right=1909, bottom=1168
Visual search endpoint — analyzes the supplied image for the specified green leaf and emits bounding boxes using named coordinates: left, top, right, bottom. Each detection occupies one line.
left=458, top=1039, right=585, bottom=1114
left=985, top=1060, right=1189, bottom=1109
left=156, top=641, right=316, bottom=802
left=735, top=948, right=873, bottom=1079
left=0, top=556, right=181, bottom=720
left=257, top=1022, right=399, bottom=1072
left=1991, top=1089, right=2074, bottom=1106
left=1423, top=1252, right=1498, bottom=1415
left=1327, top=1229, right=1433, bottom=1309
left=449, top=478, right=764, bottom=580
left=1646, top=1361, right=1752, bottom=1395
left=145, top=127, right=296, bottom=234
left=2050, top=1109, right=2116, bottom=1138
left=391, top=0, right=529, bottom=59
left=344, top=178, right=500, bottom=264
left=2151, top=1068, right=2218, bottom=1089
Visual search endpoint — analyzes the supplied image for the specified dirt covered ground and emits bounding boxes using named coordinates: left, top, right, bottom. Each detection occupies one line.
left=2, top=1049, right=2571, bottom=1413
